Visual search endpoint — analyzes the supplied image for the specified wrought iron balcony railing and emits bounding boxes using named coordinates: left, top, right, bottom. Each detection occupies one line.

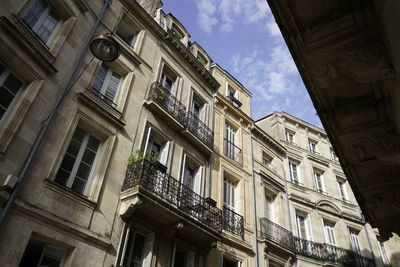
left=222, top=206, right=244, bottom=238
left=122, top=160, right=222, bottom=233
left=260, top=218, right=295, bottom=251
left=186, top=111, right=214, bottom=149
left=259, top=218, right=374, bottom=266
left=294, top=237, right=375, bottom=267
left=149, top=82, right=214, bottom=150
left=149, top=82, right=187, bottom=126
left=224, top=138, right=243, bottom=165
left=226, top=95, right=242, bottom=107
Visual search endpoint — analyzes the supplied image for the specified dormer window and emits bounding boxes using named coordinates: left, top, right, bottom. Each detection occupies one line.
left=226, top=85, right=242, bottom=107
left=197, top=52, right=208, bottom=67
left=170, top=23, right=184, bottom=41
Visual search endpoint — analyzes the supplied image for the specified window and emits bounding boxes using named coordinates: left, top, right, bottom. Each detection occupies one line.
left=170, top=24, right=184, bottom=41
left=159, top=65, right=178, bottom=92
left=330, top=147, right=339, bottom=162
left=378, top=239, right=390, bottom=265
left=224, top=123, right=237, bottom=161
left=191, top=93, right=205, bottom=122
left=349, top=229, right=361, bottom=252
left=309, top=141, right=317, bottom=154
left=223, top=257, right=239, bottom=267
left=182, top=161, right=202, bottom=195
left=338, top=180, right=348, bottom=202
left=173, top=247, right=195, bottom=267
left=314, top=172, right=324, bottom=193
left=19, top=237, right=67, bottom=267
left=55, top=126, right=100, bottom=195
left=92, top=63, right=122, bottom=106
left=23, top=0, right=61, bottom=44
left=120, top=229, right=155, bottom=267
left=144, top=127, right=170, bottom=166
left=285, top=131, right=294, bottom=143
left=323, top=221, right=336, bottom=245
left=296, top=213, right=311, bottom=240
left=265, top=194, right=274, bottom=221
left=288, top=162, right=299, bottom=184
left=223, top=178, right=235, bottom=210
left=116, top=16, right=140, bottom=46
left=197, top=52, right=208, bottom=67
left=0, top=63, right=23, bottom=121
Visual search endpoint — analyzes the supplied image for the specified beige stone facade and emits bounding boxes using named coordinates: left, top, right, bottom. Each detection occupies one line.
left=256, top=112, right=400, bottom=267
left=0, top=0, right=399, bottom=267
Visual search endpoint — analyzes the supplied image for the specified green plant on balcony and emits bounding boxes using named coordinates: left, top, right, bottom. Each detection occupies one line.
left=155, top=86, right=167, bottom=101
left=339, top=250, right=357, bottom=267
left=128, top=150, right=158, bottom=165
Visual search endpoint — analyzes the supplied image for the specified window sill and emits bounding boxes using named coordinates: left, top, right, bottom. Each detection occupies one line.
left=44, top=179, right=97, bottom=209
left=7, top=16, right=57, bottom=71
left=78, top=90, right=126, bottom=128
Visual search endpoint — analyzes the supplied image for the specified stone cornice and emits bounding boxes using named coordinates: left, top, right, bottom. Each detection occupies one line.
left=120, top=0, right=220, bottom=92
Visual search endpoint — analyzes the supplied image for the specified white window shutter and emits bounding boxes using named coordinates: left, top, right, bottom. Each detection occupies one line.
left=234, top=89, right=238, bottom=99
left=194, top=166, right=203, bottom=195
left=143, top=127, right=152, bottom=153
left=181, top=154, right=187, bottom=182
left=306, top=216, right=312, bottom=241
left=159, top=141, right=170, bottom=165
left=93, top=63, right=108, bottom=92
left=119, top=225, right=131, bottom=266
left=186, top=252, right=195, bottom=267
left=142, top=232, right=155, bottom=267
left=105, top=71, right=121, bottom=101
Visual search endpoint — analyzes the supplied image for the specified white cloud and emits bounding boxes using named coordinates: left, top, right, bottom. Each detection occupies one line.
left=196, top=0, right=218, bottom=33
left=195, top=0, right=268, bottom=34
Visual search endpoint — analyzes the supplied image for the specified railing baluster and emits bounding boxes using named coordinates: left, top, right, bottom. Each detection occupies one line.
left=122, top=160, right=222, bottom=233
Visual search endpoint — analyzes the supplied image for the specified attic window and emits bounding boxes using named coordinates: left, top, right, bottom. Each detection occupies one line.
left=170, top=23, right=184, bottom=41
left=197, top=52, right=208, bottom=67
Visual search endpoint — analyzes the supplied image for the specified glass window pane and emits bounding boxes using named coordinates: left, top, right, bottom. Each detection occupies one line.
left=71, top=177, right=86, bottom=194
left=59, top=153, right=76, bottom=173
left=72, top=127, right=86, bottom=142
left=23, top=0, right=46, bottom=28
left=92, top=63, right=108, bottom=92
left=87, top=136, right=100, bottom=151
left=131, top=234, right=146, bottom=263
left=76, top=163, right=91, bottom=181
left=3, top=74, right=22, bottom=94
left=54, top=169, right=70, bottom=186
left=0, top=86, right=16, bottom=111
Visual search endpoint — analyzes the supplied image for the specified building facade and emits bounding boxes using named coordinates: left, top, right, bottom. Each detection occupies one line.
left=0, top=0, right=399, bottom=267
left=255, top=112, right=400, bottom=267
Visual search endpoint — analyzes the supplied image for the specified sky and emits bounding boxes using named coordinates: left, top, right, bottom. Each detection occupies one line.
left=162, top=0, right=322, bottom=127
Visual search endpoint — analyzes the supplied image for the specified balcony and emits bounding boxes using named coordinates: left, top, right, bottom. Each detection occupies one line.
left=226, top=95, right=242, bottom=108
left=121, top=160, right=222, bottom=238
left=259, top=218, right=295, bottom=251
left=259, top=218, right=374, bottom=266
left=224, top=138, right=243, bottom=165
left=222, top=206, right=244, bottom=239
left=294, top=237, right=375, bottom=267
left=185, top=111, right=214, bottom=150
left=147, top=82, right=187, bottom=127
left=147, top=82, right=214, bottom=154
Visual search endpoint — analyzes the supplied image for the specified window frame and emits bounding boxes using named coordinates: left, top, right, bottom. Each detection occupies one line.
left=349, top=229, right=361, bottom=252
left=22, top=0, right=61, bottom=45
left=289, top=161, right=299, bottom=184
left=54, top=126, right=101, bottom=195
left=0, top=64, right=24, bottom=123
left=314, top=171, right=325, bottom=193
left=223, top=178, right=235, bottom=210
left=378, top=239, right=390, bottom=265
left=308, top=140, right=317, bottom=154
left=337, top=180, right=348, bottom=202
left=285, top=131, right=294, bottom=143
left=323, top=220, right=336, bottom=245
left=91, top=63, right=123, bottom=107
left=296, top=212, right=312, bottom=241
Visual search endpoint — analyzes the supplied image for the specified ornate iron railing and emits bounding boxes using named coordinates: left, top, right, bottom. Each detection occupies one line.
left=186, top=111, right=214, bottom=149
left=260, top=218, right=295, bottom=251
left=224, top=138, right=243, bottom=165
left=222, top=206, right=244, bottom=238
left=122, top=160, right=222, bottom=233
left=294, top=237, right=375, bottom=267
left=226, top=95, right=242, bottom=107
left=149, top=82, right=187, bottom=126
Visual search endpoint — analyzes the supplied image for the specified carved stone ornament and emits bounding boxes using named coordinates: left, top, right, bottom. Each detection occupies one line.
left=344, top=128, right=400, bottom=164
left=119, top=196, right=143, bottom=219
left=309, top=40, right=395, bottom=87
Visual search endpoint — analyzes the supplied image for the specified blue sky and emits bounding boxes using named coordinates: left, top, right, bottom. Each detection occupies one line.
left=162, top=0, right=322, bottom=127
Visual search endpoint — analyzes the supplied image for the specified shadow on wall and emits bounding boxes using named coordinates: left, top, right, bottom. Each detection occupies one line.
left=389, top=251, right=400, bottom=267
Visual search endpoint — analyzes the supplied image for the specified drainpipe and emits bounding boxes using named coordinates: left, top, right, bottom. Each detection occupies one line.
left=0, top=0, right=113, bottom=228
left=250, top=130, right=260, bottom=267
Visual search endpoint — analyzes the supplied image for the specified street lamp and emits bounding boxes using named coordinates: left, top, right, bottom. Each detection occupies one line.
left=90, top=34, right=120, bottom=62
